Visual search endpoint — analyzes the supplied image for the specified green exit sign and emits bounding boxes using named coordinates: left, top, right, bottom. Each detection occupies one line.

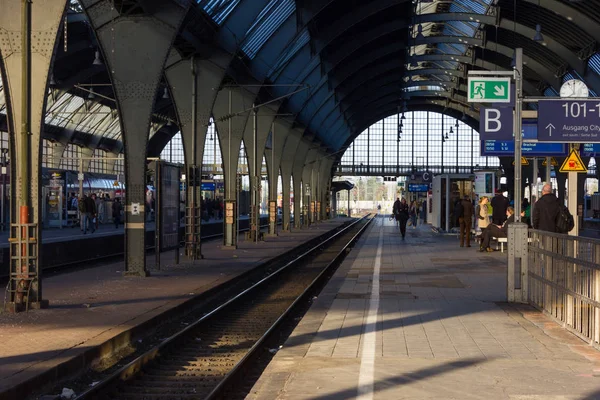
left=468, top=77, right=511, bottom=103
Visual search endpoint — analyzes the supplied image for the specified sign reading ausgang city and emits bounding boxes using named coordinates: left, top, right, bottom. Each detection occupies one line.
left=468, top=77, right=511, bottom=103
left=537, top=100, right=600, bottom=142
left=479, top=107, right=513, bottom=140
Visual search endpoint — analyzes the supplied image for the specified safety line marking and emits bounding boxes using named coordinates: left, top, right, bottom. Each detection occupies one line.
left=357, top=225, right=383, bottom=400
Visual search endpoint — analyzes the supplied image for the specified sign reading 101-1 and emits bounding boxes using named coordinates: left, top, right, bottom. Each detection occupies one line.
left=538, top=100, right=600, bottom=142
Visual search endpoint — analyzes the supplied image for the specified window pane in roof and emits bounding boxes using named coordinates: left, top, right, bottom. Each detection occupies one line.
left=198, top=0, right=242, bottom=25
left=589, top=53, right=600, bottom=76
left=544, top=87, right=558, bottom=96
left=241, top=0, right=295, bottom=59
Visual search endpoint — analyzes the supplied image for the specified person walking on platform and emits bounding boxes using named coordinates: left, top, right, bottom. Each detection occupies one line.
left=112, top=198, right=123, bottom=229
left=409, top=200, right=418, bottom=228
left=491, top=189, right=509, bottom=225
left=480, top=207, right=515, bottom=252
left=84, top=194, right=97, bottom=234
left=532, top=184, right=560, bottom=232
left=459, top=195, right=474, bottom=247
left=392, top=198, right=401, bottom=229
left=394, top=197, right=410, bottom=239
left=78, top=195, right=87, bottom=233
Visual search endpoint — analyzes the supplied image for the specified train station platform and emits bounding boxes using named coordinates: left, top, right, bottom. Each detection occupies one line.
left=250, top=217, right=600, bottom=400
left=0, top=217, right=349, bottom=400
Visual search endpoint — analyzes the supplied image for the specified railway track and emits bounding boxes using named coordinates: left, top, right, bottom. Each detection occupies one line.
left=71, top=214, right=374, bottom=400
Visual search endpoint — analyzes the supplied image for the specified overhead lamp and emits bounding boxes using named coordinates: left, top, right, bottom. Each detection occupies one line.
left=415, top=24, right=425, bottom=40
left=400, top=121, right=403, bottom=128
left=209, top=133, right=214, bottom=141
left=49, top=74, right=56, bottom=87
left=92, top=50, right=103, bottom=66
left=533, top=24, right=544, bottom=42
left=455, top=120, right=460, bottom=128
left=461, top=113, right=466, bottom=121
left=444, top=132, right=449, bottom=140
left=88, top=90, right=95, bottom=100
left=162, top=87, right=169, bottom=100
left=449, top=127, right=454, bottom=134
left=401, top=113, right=406, bottom=120
left=167, top=120, right=172, bottom=126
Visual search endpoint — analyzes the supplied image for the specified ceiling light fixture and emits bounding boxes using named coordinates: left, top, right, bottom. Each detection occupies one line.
left=533, top=24, right=544, bottom=42
left=92, top=50, right=103, bottom=66
left=416, top=24, right=425, bottom=40
left=162, top=87, right=169, bottom=99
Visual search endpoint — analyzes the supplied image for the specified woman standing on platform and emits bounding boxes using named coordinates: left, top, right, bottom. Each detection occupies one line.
left=476, top=196, right=490, bottom=244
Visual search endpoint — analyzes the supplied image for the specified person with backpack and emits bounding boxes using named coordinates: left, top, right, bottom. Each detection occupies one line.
left=532, top=183, right=573, bottom=233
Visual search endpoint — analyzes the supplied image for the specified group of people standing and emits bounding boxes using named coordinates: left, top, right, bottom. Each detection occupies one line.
left=70, top=192, right=123, bottom=234
left=392, top=198, right=422, bottom=240
left=466, top=183, right=560, bottom=252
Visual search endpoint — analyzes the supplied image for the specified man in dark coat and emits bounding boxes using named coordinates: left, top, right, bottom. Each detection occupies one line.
left=491, top=189, right=509, bottom=225
left=393, top=197, right=410, bottom=239
left=532, top=183, right=560, bottom=232
left=459, top=195, right=474, bottom=247
left=480, top=207, right=515, bottom=252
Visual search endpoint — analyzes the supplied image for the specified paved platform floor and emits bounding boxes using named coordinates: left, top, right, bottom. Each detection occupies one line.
left=250, top=217, right=600, bottom=400
left=0, top=218, right=348, bottom=398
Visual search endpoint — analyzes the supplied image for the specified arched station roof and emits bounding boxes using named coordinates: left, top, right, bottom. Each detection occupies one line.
left=2, top=0, right=600, bottom=164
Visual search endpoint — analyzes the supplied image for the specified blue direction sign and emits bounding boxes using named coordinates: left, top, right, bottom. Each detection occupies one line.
left=582, top=143, right=600, bottom=156
left=481, top=140, right=567, bottom=157
left=538, top=100, right=600, bottom=142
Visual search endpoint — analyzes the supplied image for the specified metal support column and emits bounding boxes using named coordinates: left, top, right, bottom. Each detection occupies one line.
left=532, top=157, right=538, bottom=216
left=568, top=144, right=579, bottom=237
left=507, top=47, right=529, bottom=303
left=186, top=57, right=203, bottom=260
left=545, top=157, right=551, bottom=184
left=514, top=48, right=523, bottom=222
left=6, top=0, right=45, bottom=312
left=223, top=90, right=237, bottom=248
left=249, top=106, right=260, bottom=242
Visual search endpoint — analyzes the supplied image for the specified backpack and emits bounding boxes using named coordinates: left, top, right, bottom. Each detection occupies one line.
left=555, top=205, right=574, bottom=233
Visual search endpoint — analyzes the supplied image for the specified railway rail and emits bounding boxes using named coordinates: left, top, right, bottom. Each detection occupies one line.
left=66, top=214, right=374, bottom=400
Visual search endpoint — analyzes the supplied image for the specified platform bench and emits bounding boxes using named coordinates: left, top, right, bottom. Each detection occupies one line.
left=493, top=237, right=532, bottom=253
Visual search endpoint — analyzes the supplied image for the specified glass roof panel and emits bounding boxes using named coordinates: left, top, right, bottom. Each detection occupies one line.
left=241, top=0, right=295, bottom=59
left=198, top=0, right=242, bottom=25
left=588, top=53, right=600, bottom=76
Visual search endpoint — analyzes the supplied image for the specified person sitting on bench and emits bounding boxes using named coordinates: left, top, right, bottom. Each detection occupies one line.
left=479, top=207, right=515, bottom=252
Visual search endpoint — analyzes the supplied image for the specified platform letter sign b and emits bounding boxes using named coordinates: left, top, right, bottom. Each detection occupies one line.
left=480, top=106, right=513, bottom=141
left=485, top=109, right=501, bottom=132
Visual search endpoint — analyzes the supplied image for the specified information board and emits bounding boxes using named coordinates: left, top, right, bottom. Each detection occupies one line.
left=481, top=141, right=567, bottom=157
left=160, top=163, right=180, bottom=251
left=408, top=184, right=430, bottom=192
left=538, top=100, right=600, bottom=142
left=582, top=143, right=600, bottom=157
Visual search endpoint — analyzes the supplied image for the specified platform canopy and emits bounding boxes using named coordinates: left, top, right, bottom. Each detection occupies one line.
left=1, top=0, right=600, bottom=164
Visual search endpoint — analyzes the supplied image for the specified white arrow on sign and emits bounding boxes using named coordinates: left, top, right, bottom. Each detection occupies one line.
left=546, top=123, right=555, bottom=136
left=493, top=85, right=505, bottom=97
